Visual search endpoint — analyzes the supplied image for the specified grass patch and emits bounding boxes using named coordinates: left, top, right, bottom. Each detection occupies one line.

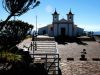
left=0, top=51, right=22, bottom=62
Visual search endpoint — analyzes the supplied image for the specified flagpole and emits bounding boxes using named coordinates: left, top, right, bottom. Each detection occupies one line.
left=36, top=15, right=37, bottom=35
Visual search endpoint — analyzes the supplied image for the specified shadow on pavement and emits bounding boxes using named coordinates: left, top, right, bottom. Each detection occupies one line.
left=55, top=36, right=88, bottom=45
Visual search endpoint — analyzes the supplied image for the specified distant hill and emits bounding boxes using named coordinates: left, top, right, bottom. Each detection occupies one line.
left=93, top=31, right=100, bottom=35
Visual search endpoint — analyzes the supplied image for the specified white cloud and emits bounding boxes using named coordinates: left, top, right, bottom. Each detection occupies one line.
left=79, top=24, right=100, bottom=31
left=45, top=5, right=53, bottom=13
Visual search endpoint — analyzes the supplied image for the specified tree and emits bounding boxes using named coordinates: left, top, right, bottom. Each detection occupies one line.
left=0, top=0, right=40, bottom=72
left=0, top=20, right=33, bottom=50
left=0, top=0, right=40, bottom=30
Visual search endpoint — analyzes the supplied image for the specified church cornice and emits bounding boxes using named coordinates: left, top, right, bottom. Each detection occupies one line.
left=52, top=21, right=74, bottom=24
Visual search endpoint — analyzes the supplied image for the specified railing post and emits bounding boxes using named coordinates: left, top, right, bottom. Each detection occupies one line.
left=33, top=41, right=34, bottom=51
left=32, top=42, right=34, bottom=63
left=58, top=54, right=59, bottom=75
left=35, top=41, right=37, bottom=51
left=30, top=42, right=32, bottom=51
left=45, top=54, right=47, bottom=70
left=28, top=48, right=29, bottom=52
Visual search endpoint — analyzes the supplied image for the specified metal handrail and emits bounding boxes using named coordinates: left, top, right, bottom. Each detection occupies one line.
left=30, top=53, right=59, bottom=75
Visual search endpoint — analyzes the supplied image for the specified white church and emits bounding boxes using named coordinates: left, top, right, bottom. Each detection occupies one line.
left=38, top=9, right=84, bottom=37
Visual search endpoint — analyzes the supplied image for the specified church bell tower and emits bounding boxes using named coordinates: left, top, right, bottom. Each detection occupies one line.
left=52, top=9, right=59, bottom=22
left=67, top=9, right=74, bottom=23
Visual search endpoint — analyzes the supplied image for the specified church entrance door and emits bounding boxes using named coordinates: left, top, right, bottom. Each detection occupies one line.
left=61, top=28, right=66, bottom=36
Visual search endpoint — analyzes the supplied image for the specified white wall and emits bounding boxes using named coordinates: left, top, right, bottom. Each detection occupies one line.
left=48, top=28, right=53, bottom=36
left=73, top=26, right=77, bottom=36
left=76, top=27, right=84, bottom=36
left=69, top=24, right=73, bottom=36
left=53, top=24, right=58, bottom=36
left=38, top=26, right=48, bottom=35
left=54, top=23, right=75, bottom=36
left=38, top=23, right=84, bottom=37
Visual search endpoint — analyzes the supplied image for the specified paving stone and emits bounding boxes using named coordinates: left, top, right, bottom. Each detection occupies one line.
left=60, top=61, right=100, bottom=75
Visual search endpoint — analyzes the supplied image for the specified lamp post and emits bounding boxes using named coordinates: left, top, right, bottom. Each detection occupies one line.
left=35, top=15, right=37, bottom=51
left=36, top=15, right=37, bottom=36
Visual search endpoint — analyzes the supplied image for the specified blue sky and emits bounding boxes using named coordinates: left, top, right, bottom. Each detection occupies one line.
left=0, top=0, right=100, bottom=31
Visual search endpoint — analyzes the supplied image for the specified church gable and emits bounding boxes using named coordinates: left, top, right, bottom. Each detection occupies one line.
left=53, top=18, right=69, bottom=24
left=59, top=18, right=67, bottom=22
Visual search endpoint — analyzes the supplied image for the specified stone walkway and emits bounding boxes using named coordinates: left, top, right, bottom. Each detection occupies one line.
left=60, top=61, right=100, bottom=75
left=17, top=38, right=32, bottom=50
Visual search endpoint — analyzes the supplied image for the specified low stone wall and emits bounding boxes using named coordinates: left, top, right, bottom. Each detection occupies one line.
left=77, top=37, right=95, bottom=41
left=34, top=37, right=55, bottom=41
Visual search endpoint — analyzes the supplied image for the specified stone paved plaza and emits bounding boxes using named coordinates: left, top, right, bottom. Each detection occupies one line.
left=60, top=61, right=100, bottom=75
left=57, top=41, right=100, bottom=61
left=57, top=41, right=100, bottom=75
left=17, top=37, right=100, bottom=75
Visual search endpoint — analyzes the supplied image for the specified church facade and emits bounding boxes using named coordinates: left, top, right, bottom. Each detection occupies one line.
left=38, top=9, right=84, bottom=37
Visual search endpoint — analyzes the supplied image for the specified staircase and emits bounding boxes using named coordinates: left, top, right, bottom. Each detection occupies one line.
left=30, top=53, right=60, bottom=75
left=28, top=41, right=60, bottom=75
